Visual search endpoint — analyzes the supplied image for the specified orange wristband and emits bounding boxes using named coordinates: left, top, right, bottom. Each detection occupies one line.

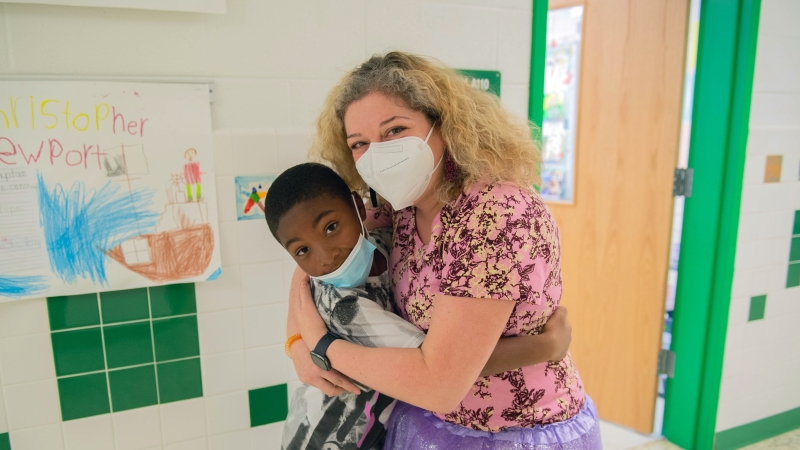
left=285, top=334, right=302, bottom=359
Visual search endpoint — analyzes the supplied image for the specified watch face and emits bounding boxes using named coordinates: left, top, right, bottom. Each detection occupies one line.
left=310, top=351, right=331, bottom=371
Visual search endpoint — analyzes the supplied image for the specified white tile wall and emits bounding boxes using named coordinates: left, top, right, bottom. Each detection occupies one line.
left=204, top=392, right=250, bottom=437
left=198, top=310, right=245, bottom=356
left=112, top=406, right=163, bottom=450
left=160, top=398, right=207, bottom=446
left=164, top=439, right=208, bottom=450
left=249, top=423, right=284, bottom=450
left=716, top=0, right=800, bottom=432
left=0, top=385, right=8, bottom=434
left=201, top=351, right=247, bottom=397
left=4, top=379, right=61, bottom=431
left=0, top=0, right=533, bottom=447
left=62, top=414, right=115, bottom=450
left=0, top=333, right=56, bottom=385
left=8, top=423, right=65, bottom=450
left=207, top=429, right=250, bottom=450
left=0, top=299, right=50, bottom=339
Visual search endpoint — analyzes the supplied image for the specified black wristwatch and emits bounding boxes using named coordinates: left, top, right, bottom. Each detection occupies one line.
left=310, top=332, right=341, bottom=371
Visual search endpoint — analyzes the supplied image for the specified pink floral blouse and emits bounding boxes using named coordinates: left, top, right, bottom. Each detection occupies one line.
left=368, top=182, right=585, bottom=432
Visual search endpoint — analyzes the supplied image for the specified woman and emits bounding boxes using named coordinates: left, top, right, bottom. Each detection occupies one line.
left=289, top=52, right=601, bottom=449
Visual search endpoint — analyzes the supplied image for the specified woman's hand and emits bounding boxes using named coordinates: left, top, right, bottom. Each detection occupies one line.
left=293, top=275, right=329, bottom=349
left=288, top=338, right=360, bottom=397
left=479, top=306, right=573, bottom=376
left=541, top=306, right=572, bottom=361
left=286, top=271, right=360, bottom=396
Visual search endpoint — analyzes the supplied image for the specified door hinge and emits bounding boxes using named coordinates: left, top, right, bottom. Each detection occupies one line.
left=673, top=168, right=694, bottom=197
left=658, top=349, right=676, bottom=378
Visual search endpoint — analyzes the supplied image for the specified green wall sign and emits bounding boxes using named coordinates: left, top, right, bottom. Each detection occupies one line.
left=457, top=69, right=501, bottom=97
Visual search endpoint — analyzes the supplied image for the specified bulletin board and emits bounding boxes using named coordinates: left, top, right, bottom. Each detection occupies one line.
left=0, top=81, right=221, bottom=302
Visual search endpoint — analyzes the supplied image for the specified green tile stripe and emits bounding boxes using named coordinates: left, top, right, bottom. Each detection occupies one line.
left=101, top=288, right=150, bottom=324
left=0, top=432, right=9, bottom=450
left=788, top=263, right=800, bottom=289
left=793, top=210, right=800, bottom=236
left=788, top=211, right=800, bottom=288
left=748, top=295, right=766, bottom=321
left=47, top=293, right=101, bottom=331
left=47, top=284, right=202, bottom=420
left=790, top=236, right=800, bottom=262
left=58, top=373, right=110, bottom=421
left=528, top=0, right=548, bottom=130
left=716, top=406, right=800, bottom=449
left=249, top=384, right=288, bottom=427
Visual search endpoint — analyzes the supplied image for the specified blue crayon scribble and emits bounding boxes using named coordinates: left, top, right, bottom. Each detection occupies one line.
left=0, top=274, right=49, bottom=298
left=37, top=173, right=160, bottom=286
left=207, top=267, right=222, bottom=281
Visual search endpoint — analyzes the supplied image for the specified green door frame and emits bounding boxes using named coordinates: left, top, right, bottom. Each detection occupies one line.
left=528, top=0, right=548, bottom=133
left=527, top=0, right=762, bottom=448
left=663, top=0, right=761, bottom=449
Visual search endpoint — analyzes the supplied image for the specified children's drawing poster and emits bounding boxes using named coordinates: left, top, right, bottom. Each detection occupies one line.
left=0, top=81, right=221, bottom=302
left=235, top=175, right=275, bottom=221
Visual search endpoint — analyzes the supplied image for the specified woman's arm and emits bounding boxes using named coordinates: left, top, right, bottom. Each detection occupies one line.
left=286, top=267, right=361, bottom=397
left=298, top=278, right=514, bottom=413
left=481, top=306, right=571, bottom=377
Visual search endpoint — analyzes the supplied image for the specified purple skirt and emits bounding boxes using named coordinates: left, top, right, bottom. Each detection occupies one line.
left=383, top=395, right=602, bottom=450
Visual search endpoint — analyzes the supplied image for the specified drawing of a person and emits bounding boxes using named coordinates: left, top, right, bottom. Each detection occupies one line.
left=183, top=148, right=201, bottom=201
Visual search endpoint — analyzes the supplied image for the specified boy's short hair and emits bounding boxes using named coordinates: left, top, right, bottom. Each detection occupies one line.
left=265, top=163, right=354, bottom=240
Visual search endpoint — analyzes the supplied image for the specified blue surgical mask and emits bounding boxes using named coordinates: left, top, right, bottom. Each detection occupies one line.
left=310, top=196, right=377, bottom=288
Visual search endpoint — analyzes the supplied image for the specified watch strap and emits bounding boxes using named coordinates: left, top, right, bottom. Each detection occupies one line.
left=312, top=332, right=340, bottom=360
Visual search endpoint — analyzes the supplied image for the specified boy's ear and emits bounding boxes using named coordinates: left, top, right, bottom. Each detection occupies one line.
left=352, top=191, right=366, bottom=221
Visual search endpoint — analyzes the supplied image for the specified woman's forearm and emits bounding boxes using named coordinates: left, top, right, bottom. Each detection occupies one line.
left=481, top=334, right=553, bottom=377
left=286, top=265, right=307, bottom=338
left=310, top=294, right=515, bottom=413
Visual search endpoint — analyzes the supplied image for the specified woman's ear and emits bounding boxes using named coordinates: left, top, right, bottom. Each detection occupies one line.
left=352, top=191, right=367, bottom=221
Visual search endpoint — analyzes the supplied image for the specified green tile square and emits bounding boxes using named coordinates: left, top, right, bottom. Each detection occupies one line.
left=108, top=365, right=158, bottom=412
left=0, top=432, right=9, bottom=450
left=249, top=384, right=288, bottom=427
left=788, top=263, right=800, bottom=288
left=104, top=322, right=154, bottom=369
left=749, top=295, right=767, bottom=321
left=100, top=288, right=149, bottom=324
left=149, top=284, right=197, bottom=318
left=57, top=373, right=110, bottom=420
left=47, top=293, right=100, bottom=331
left=793, top=210, right=800, bottom=236
left=51, top=328, right=105, bottom=376
left=790, top=237, right=800, bottom=262
left=152, top=316, right=199, bottom=362
left=156, top=358, right=203, bottom=404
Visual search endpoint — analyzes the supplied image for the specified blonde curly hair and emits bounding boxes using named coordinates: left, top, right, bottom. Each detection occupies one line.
left=312, top=52, right=541, bottom=202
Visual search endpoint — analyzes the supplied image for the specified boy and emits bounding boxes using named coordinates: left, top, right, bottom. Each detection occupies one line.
left=266, top=163, right=572, bottom=450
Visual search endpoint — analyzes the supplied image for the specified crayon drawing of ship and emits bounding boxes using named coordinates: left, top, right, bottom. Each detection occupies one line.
left=104, top=144, right=215, bottom=283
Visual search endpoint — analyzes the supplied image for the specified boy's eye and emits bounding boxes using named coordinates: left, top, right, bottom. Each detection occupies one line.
left=295, top=247, right=308, bottom=257
left=325, top=222, right=338, bottom=235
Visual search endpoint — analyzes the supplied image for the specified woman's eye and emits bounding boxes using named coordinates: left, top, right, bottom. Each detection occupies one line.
left=295, top=247, right=308, bottom=257
left=350, top=141, right=367, bottom=151
left=325, top=222, right=338, bottom=235
left=386, top=126, right=406, bottom=136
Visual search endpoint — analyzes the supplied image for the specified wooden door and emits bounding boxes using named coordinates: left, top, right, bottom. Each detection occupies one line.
left=547, top=0, right=689, bottom=434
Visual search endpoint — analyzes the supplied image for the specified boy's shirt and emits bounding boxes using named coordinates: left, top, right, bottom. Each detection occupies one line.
left=282, top=228, right=425, bottom=450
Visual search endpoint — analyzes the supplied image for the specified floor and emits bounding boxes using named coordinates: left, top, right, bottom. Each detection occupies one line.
left=600, top=421, right=800, bottom=450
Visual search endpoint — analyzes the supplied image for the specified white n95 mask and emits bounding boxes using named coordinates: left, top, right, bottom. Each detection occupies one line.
left=355, top=124, right=443, bottom=210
